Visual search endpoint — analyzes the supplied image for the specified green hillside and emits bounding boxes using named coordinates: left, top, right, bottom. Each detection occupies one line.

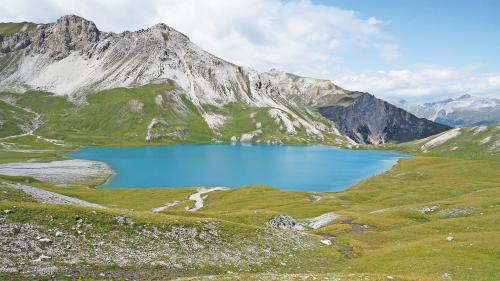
left=0, top=22, right=37, bottom=35
left=1, top=84, right=346, bottom=146
left=386, top=125, right=500, bottom=160
left=0, top=99, right=36, bottom=137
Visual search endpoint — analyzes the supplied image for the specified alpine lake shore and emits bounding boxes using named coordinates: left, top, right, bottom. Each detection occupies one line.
left=1, top=112, right=499, bottom=280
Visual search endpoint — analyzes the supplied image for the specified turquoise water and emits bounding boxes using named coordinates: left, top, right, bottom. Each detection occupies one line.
left=68, top=143, right=408, bottom=192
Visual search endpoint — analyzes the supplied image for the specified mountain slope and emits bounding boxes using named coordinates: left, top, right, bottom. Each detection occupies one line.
left=0, top=99, right=38, bottom=137
left=406, top=94, right=500, bottom=127
left=0, top=15, right=448, bottom=144
left=318, top=93, right=451, bottom=144
left=393, top=124, right=500, bottom=160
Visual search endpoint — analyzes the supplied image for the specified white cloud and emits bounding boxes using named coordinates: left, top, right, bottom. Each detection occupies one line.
left=0, top=0, right=396, bottom=78
left=337, top=65, right=500, bottom=102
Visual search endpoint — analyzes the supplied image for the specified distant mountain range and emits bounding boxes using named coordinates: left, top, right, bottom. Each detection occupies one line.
left=0, top=15, right=449, bottom=144
left=396, top=95, right=500, bottom=127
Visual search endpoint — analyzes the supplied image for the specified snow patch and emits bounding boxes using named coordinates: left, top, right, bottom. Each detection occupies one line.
left=155, top=94, right=163, bottom=106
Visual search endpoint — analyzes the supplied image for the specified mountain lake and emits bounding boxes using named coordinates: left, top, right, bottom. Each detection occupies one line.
left=68, top=143, right=409, bottom=191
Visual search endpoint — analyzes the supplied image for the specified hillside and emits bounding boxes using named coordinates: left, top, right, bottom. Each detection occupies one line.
left=319, top=93, right=450, bottom=144
left=0, top=15, right=448, bottom=144
left=389, top=125, right=500, bottom=160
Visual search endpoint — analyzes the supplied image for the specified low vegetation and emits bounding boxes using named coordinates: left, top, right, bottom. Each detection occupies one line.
left=0, top=87, right=499, bottom=280
left=0, top=22, right=37, bottom=36
left=1, top=83, right=346, bottom=146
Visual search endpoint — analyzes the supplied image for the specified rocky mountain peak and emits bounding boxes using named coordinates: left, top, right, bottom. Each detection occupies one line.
left=0, top=15, right=101, bottom=59
left=149, top=22, right=169, bottom=31
left=457, top=94, right=472, bottom=100
left=46, top=15, right=100, bottom=58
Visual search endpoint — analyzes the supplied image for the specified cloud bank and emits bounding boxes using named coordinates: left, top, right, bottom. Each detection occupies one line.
left=338, top=65, right=500, bottom=102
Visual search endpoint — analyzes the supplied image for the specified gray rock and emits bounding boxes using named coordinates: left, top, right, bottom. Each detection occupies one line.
left=319, top=93, right=451, bottom=144
left=418, top=204, right=440, bottom=214
left=114, top=216, right=134, bottom=225
left=437, top=207, right=475, bottom=218
left=33, top=254, right=51, bottom=262
left=442, top=272, right=452, bottom=280
left=266, top=215, right=305, bottom=231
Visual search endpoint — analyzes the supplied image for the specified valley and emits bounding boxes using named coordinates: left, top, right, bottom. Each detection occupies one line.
left=0, top=14, right=499, bottom=281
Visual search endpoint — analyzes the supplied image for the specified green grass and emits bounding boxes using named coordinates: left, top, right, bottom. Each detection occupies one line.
left=0, top=100, right=36, bottom=137
left=2, top=84, right=216, bottom=145
left=0, top=183, right=35, bottom=203
left=0, top=22, right=37, bottom=36
left=0, top=135, right=74, bottom=163
left=1, top=83, right=349, bottom=147
left=385, top=125, right=500, bottom=160
left=2, top=153, right=496, bottom=280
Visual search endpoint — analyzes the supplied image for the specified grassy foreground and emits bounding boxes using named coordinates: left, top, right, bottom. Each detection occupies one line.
left=1, top=126, right=499, bottom=280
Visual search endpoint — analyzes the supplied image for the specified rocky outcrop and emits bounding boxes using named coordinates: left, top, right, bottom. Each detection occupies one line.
left=319, top=93, right=451, bottom=144
left=266, top=215, right=302, bottom=230
left=1, top=15, right=100, bottom=59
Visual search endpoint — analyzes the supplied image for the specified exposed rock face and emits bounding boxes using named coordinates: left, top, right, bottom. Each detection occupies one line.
left=319, top=93, right=451, bottom=144
left=1, top=15, right=100, bottom=59
left=0, top=15, right=448, bottom=144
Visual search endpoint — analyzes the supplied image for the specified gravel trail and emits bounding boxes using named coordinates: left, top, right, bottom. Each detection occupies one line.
left=1, top=181, right=105, bottom=208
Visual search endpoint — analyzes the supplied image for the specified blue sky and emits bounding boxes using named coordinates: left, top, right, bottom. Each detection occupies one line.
left=318, top=0, right=500, bottom=72
left=1, top=0, right=499, bottom=103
